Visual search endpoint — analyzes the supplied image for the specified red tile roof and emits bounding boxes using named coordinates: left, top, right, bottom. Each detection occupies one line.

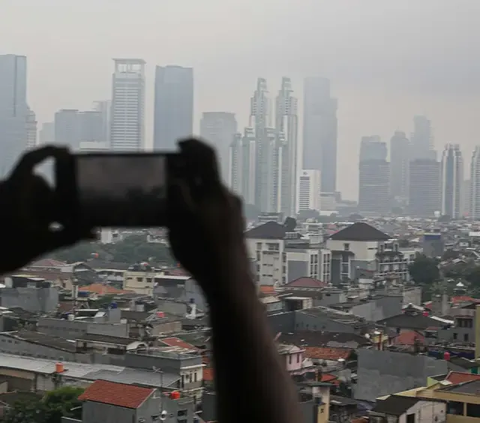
left=286, top=277, right=327, bottom=288
left=78, top=380, right=154, bottom=409
left=304, top=347, right=351, bottom=360
left=393, top=330, right=425, bottom=346
left=160, top=337, right=198, bottom=351
left=78, top=284, right=131, bottom=295
left=445, top=371, right=480, bottom=385
left=203, top=367, right=214, bottom=382
left=259, top=285, right=276, bottom=294
left=451, top=296, right=480, bottom=305
left=320, top=373, right=340, bottom=385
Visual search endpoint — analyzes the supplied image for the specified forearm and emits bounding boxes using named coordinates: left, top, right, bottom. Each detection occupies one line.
left=204, top=267, right=302, bottom=423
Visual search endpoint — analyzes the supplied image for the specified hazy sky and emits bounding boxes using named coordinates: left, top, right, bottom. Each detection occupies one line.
left=2, top=0, right=480, bottom=199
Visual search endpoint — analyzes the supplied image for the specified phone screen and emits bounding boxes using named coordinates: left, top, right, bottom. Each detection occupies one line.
left=75, top=154, right=167, bottom=227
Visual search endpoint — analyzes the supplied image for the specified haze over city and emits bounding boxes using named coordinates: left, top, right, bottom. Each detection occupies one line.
left=2, top=0, right=480, bottom=199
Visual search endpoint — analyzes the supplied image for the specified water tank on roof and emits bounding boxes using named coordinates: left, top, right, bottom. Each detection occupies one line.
left=444, top=351, right=451, bottom=361
left=170, top=391, right=180, bottom=400
left=110, top=302, right=117, bottom=309
left=55, top=362, right=64, bottom=373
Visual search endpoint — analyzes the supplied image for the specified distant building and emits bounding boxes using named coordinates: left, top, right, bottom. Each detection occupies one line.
left=55, top=109, right=106, bottom=150
left=297, top=170, right=321, bottom=213
left=39, top=122, right=54, bottom=145
left=408, top=159, right=440, bottom=217
left=229, top=128, right=256, bottom=204
left=360, top=135, right=386, bottom=161
left=303, top=77, right=338, bottom=192
left=440, top=144, right=463, bottom=218
left=390, top=131, right=410, bottom=202
left=153, top=65, right=194, bottom=150
left=470, top=146, right=480, bottom=220
left=110, top=59, right=146, bottom=151
left=358, top=160, right=390, bottom=215
left=411, top=115, right=436, bottom=160
left=423, top=232, right=444, bottom=258
left=200, top=111, right=237, bottom=183
left=26, top=108, right=37, bottom=149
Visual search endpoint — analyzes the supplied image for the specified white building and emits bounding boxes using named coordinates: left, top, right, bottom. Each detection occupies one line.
left=39, top=122, right=54, bottom=145
left=440, top=144, right=463, bottom=218
left=296, top=170, right=321, bottom=213
left=286, top=247, right=331, bottom=283
left=79, top=141, right=110, bottom=152
left=470, top=146, right=480, bottom=220
left=229, top=127, right=256, bottom=204
left=110, top=59, right=145, bottom=151
left=26, top=108, right=37, bottom=149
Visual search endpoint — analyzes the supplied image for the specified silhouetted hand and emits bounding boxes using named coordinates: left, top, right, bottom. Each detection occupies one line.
left=167, top=139, right=249, bottom=297
left=0, top=146, right=95, bottom=273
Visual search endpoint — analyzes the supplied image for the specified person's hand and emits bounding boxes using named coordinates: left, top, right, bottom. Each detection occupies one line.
left=167, top=139, right=250, bottom=297
left=0, top=146, right=95, bottom=273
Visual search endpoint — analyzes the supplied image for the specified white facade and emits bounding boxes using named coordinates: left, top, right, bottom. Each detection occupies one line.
left=246, top=237, right=286, bottom=286
left=470, top=146, right=480, bottom=219
left=286, top=248, right=331, bottom=282
left=297, top=170, right=321, bottom=213
left=326, top=239, right=386, bottom=262
left=440, top=143, right=463, bottom=218
left=39, top=122, right=54, bottom=145
left=229, top=127, right=256, bottom=204
left=110, top=59, right=145, bottom=151
left=320, top=192, right=336, bottom=213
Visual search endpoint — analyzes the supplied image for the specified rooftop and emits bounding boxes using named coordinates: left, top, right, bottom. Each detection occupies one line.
left=278, top=331, right=372, bottom=348
left=444, top=371, right=480, bottom=385
left=371, top=395, right=421, bottom=416
left=439, top=379, right=480, bottom=394
left=329, top=222, right=389, bottom=242
left=78, top=379, right=154, bottom=409
left=245, top=221, right=286, bottom=239
left=304, top=347, right=351, bottom=360
left=160, top=337, right=199, bottom=351
left=1, top=330, right=76, bottom=352
left=286, top=277, right=327, bottom=288
left=77, top=333, right=137, bottom=346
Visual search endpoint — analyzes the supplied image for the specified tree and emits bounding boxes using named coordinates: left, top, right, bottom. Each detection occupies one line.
left=3, top=398, right=45, bottom=423
left=42, top=386, right=84, bottom=423
left=408, top=254, right=440, bottom=285
left=50, top=241, right=100, bottom=263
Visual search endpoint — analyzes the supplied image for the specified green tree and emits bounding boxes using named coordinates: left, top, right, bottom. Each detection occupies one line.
left=3, top=398, right=45, bottom=423
left=408, top=254, right=440, bottom=285
left=42, top=386, right=84, bottom=423
left=442, top=249, right=461, bottom=261
left=50, top=241, right=100, bottom=263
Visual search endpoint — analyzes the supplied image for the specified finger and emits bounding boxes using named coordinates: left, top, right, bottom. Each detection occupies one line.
left=168, top=178, right=197, bottom=219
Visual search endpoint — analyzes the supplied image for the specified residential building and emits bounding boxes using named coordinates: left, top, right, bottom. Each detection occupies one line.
left=303, top=77, right=338, bottom=192
left=0, top=54, right=28, bottom=176
left=153, top=65, right=194, bottom=150
left=390, top=131, right=410, bottom=202
left=411, top=115, right=436, bottom=160
left=123, top=263, right=157, bottom=296
left=441, top=144, right=463, bottom=218
left=26, top=108, right=37, bottom=149
left=423, top=232, right=444, bottom=258
left=39, top=122, right=54, bottom=145
left=200, top=111, right=237, bottom=183
left=408, top=159, right=440, bottom=216
left=326, top=222, right=390, bottom=284
left=110, top=59, right=146, bottom=151
left=297, top=170, right=321, bottom=213
left=229, top=127, right=256, bottom=204
left=375, top=240, right=411, bottom=282
left=286, top=247, right=331, bottom=283
left=275, top=77, right=299, bottom=217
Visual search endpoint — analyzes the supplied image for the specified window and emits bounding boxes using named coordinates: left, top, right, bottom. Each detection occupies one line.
left=256, top=242, right=262, bottom=250
left=406, top=414, right=415, bottom=423
left=194, top=372, right=197, bottom=382
left=448, top=401, right=464, bottom=415
left=467, top=403, right=480, bottom=418
left=289, top=355, right=292, bottom=364
left=344, top=243, right=350, bottom=251
left=464, top=333, right=469, bottom=342
left=453, top=333, right=458, bottom=340
left=297, top=354, right=300, bottom=363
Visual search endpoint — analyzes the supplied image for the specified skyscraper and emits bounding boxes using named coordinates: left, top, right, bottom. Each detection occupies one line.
left=359, top=136, right=387, bottom=161
left=229, top=127, right=256, bottom=205
left=390, top=131, right=410, bottom=202
left=110, top=59, right=145, bottom=151
left=409, top=159, right=440, bottom=216
left=54, top=109, right=80, bottom=150
left=303, top=77, right=338, bottom=193
left=411, top=115, right=436, bottom=160
left=297, top=170, right=321, bottom=213
left=200, top=112, right=237, bottom=183
left=26, top=108, right=37, bottom=149
left=0, top=54, right=28, bottom=175
left=154, top=65, right=194, bottom=150
left=39, top=122, right=54, bottom=145
left=93, top=100, right=111, bottom=143
left=470, top=147, right=480, bottom=220
left=440, top=144, right=463, bottom=218
left=275, top=77, right=298, bottom=217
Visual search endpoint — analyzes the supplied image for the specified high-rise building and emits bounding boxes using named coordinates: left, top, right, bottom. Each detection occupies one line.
left=297, top=170, right=321, bottom=213
left=78, top=111, right=105, bottom=143
left=358, top=160, right=390, bottom=215
left=93, top=100, right=111, bottom=143
left=390, top=131, right=410, bottom=202
left=411, top=115, right=436, bottom=160
left=110, top=59, right=145, bottom=151
left=470, top=147, right=480, bottom=220
left=0, top=54, right=28, bottom=175
left=303, top=77, right=338, bottom=193
left=275, top=77, right=298, bottom=217
left=229, top=127, right=256, bottom=205
left=250, top=78, right=271, bottom=211
left=440, top=144, right=463, bottom=218
left=39, top=122, right=54, bottom=145
left=26, top=108, right=37, bottom=149
left=360, top=136, right=387, bottom=161
left=54, top=109, right=80, bottom=149
left=154, top=65, right=194, bottom=150
left=462, top=179, right=471, bottom=219
left=200, top=112, right=237, bottom=183
left=409, top=159, right=440, bottom=216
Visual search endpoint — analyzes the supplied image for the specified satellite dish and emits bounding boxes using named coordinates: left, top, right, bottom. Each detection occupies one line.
left=159, top=410, right=168, bottom=421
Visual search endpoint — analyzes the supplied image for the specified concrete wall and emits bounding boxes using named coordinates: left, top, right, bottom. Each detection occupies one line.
left=403, top=287, right=423, bottom=307
left=349, top=296, right=403, bottom=322
left=0, top=288, right=58, bottom=313
left=288, top=260, right=308, bottom=283
left=295, top=312, right=357, bottom=333
left=183, top=278, right=207, bottom=312
left=268, top=311, right=295, bottom=334
left=400, top=401, right=446, bottom=423
left=437, top=325, right=475, bottom=344
left=327, top=240, right=384, bottom=261
left=38, top=318, right=128, bottom=340
left=355, top=349, right=448, bottom=401
left=82, top=401, right=136, bottom=423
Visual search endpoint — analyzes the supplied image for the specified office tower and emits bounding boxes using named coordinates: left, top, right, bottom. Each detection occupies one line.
left=297, top=170, right=321, bottom=213
left=78, top=111, right=105, bottom=143
left=360, top=135, right=387, bottom=161
left=440, top=144, right=463, bottom=218
left=26, top=108, right=37, bottom=149
left=54, top=109, right=80, bottom=149
left=110, top=59, right=145, bottom=151
left=154, top=65, right=194, bottom=150
left=390, top=131, right=410, bottom=201
left=229, top=127, right=256, bottom=204
left=303, top=77, right=338, bottom=192
left=39, top=122, right=54, bottom=145
left=93, top=100, right=111, bottom=143
left=0, top=54, right=28, bottom=175
left=200, top=112, right=237, bottom=183
left=411, top=115, right=436, bottom=160
left=470, top=147, right=480, bottom=220
left=462, top=179, right=471, bottom=219
left=358, top=160, right=390, bottom=215
left=250, top=78, right=271, bottom=211
left=409, top=159, right=440, bottom=216
left=275, top=77, right=298, bottom=217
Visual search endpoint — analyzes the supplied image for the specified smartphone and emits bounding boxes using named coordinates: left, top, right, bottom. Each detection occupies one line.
left=57, top=152, right=181, bottom=227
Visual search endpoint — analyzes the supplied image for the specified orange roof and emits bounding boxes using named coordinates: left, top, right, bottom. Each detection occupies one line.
left=203, top=367, right=214, bottom=382
left=393, top=330, right=425, bottom=346
left=445, top=371, right=480, bottom=385
left=304, top=347, right=351, bottom=360
left=78, top=380, right=154, bottom=409
left=161, top=337, right=198, bottom=351
left=78, top=284, right=131, bottom=295
left=260, top=285, right=276, bottom=294
left=451, top=296, right=480, bottom=305
left=320, top=373, right=339, bottom=385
